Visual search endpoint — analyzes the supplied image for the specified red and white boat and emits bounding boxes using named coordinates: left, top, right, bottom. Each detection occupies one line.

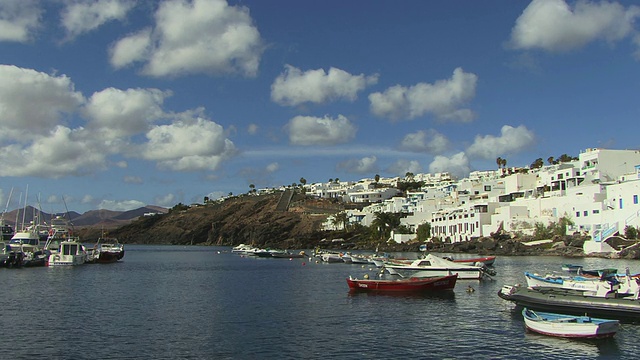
left=346, top=274, right=458, bottom=292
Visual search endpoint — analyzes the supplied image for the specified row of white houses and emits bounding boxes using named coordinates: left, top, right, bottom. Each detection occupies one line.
left=317, top=148, right=640, bottom=252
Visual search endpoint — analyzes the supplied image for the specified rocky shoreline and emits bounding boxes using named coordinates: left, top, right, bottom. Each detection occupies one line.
left=80, top=192, right=640, bottom=260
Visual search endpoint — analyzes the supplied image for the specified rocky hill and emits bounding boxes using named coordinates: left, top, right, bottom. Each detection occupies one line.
left=99, top=192, right=345, bottom=248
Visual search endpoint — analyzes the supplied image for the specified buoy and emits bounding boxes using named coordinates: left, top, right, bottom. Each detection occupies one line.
left=302, top=262, right=306, bottom=266
left=364, top=274, right=369, bottom=279
left=466, top=285, right=475, bottom=293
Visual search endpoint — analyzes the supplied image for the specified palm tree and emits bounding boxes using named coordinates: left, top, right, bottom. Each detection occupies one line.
left=371, top=212, right=401, bottom=241
left=299, top=177, right=307, bottom=186
left=530, top=158, right=544, bottom=169
left=547, top=156, right=555, bottom=165
left=331, top=212, right=349, bottom=231
left=496, top=157, right=503, bottom=170
left=374, top=174, right=380, bottom=183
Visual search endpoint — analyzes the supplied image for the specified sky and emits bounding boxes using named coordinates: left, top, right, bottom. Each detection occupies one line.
left=1, top=0, right=640, bottom=214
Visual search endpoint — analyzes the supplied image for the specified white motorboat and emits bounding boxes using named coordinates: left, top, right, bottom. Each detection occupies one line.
left=47, top=240, right=88, bottom=266
left=383, top=254, right=495, bottom=280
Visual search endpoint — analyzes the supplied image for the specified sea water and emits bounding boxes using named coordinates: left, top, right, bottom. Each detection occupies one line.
left=0, top=245, right=638, bottom=359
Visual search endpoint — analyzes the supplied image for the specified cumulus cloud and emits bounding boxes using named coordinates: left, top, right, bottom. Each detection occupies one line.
left=387, top=159, right=422, bottom=177
left=110, top=0, right=264, bottom=77
left=0, top=0, right=41, bottom=42
left=141, top=116, right=237, bottom=171
left=399, top=129, right=449, bottom=154
left=509, top=0, right=640, bottom=53
left=286, top=115, right=356, bottom=145
left=0, top=65, right=84, bottom=139
left=465, top=125, right=535, bottom=160
left=61, top=0, right=135, bottom=40
left=369, top=67, right=477, bottom=122
left=429, top=152, right=470, bottom=179
left=83, top=87, right=170, bottom=138
left=337, top=156, right=378, bottom=174
left=0, top=64, right=237, bottom=178
left=0, top=126, right=109, bottom=178
left=271, top=65, right=379, bottom=106
left=247, top=123, right=258, bottom=135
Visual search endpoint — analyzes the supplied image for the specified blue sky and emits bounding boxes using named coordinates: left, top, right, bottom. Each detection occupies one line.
left=1, top=0, right=640, bottom=214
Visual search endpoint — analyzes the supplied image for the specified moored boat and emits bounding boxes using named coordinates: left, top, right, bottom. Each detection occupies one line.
left=522, top=308, right=619, bottom=338
left=562, top=264, right=583, bottom=273
left=347, top=274, right=458, bottom=292
left=89, top=237, right=125, bottom=263
left=383, top=254, right=496, bottom=280
left=47, top=239, right=88, bottom=266
left=445, top=255, right=496, bottom=267
left=498, top=284, right=640, bottom=321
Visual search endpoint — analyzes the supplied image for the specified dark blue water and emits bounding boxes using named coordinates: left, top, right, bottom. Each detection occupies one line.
left=1, top=246, right=639, bottom=359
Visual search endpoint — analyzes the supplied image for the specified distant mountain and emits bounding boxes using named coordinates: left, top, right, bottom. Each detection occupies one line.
left=0, top=205, right=168, bottom=229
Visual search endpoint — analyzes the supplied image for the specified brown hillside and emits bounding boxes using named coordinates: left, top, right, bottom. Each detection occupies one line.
left=104, top=192, right=344, bottom=248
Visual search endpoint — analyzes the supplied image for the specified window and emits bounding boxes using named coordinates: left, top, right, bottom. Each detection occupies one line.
left=620, top=198, right=624, bottom=209
left=484, top=185, right=491, bottom=191
left=634, top=195, right=638, bottom=204
left=576, top=212, right=580, bottom=217
left=583, top=211, right=588, bottom=217
left=593, top=209, right=600, bottom=214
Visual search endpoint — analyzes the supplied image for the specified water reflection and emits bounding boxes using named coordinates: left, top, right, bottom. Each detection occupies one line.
left=523, top=331, right=620, bottom=358
left=347, top=289, right=457, bottom=301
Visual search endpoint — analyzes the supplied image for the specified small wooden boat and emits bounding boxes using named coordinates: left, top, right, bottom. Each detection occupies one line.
left=346, top=274, right=458, bottom=292
left=561, top=264, right=583, bottom=273
left=522, top=308, right=619, bottom=338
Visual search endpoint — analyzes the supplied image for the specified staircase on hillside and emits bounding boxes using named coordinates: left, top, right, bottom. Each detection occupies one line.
left=276, top=189, right=294, bottom=211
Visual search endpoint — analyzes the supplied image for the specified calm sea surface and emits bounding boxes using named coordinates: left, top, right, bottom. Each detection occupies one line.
left=2, top=245, right=640, bottom=359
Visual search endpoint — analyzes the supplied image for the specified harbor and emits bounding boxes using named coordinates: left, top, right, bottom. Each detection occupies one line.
left=2, top=245, right=639, bottom=359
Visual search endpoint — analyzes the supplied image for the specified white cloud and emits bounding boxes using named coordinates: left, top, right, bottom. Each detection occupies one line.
left=271, top=65, right=379, bottom=106
left=0, top=126, right=109, bottom=178
left=429, top=152, right=470, bottom=179
left=109, top=28, right=152, bottom=68
left=110, top=0, right=263, bottom=77
left=509, top=0, right=640, bottom=53
left=337, top=156, right=378, bottom=174
left=0, top=0, right=41, bottom=42
left=141, top=116, right=237, bottom=171
left=61, top=0, right=135, bottom=40
left=266, top=162, right=279, bottom=173
left=369, top=67, right=477, bottom=122
left=154, top=193, right=176, bottom=207
left=387, top=159, right=422, bottom=177
left=83, top=87, right=170, bottom=138
left=466, top=125, right=535, bottom=160
left=0, top=65, right=84, bottom=140
left=286, top=115, right=356, bottom=145
left=98, top=199, right=146, bottom=211
left=399, top=129, right=449, bottom=154
left=247, top=123, right=258, bottom=135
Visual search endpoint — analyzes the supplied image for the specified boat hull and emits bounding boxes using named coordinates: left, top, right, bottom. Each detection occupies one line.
left=522, top=308, right=619, bottom=338
left=499, top=284, right=640, bottom=322
left=347, top=274, right=457, bottom=292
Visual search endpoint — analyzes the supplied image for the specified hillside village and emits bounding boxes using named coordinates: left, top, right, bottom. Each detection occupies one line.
left=295, top=148, right=640, bottom=254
